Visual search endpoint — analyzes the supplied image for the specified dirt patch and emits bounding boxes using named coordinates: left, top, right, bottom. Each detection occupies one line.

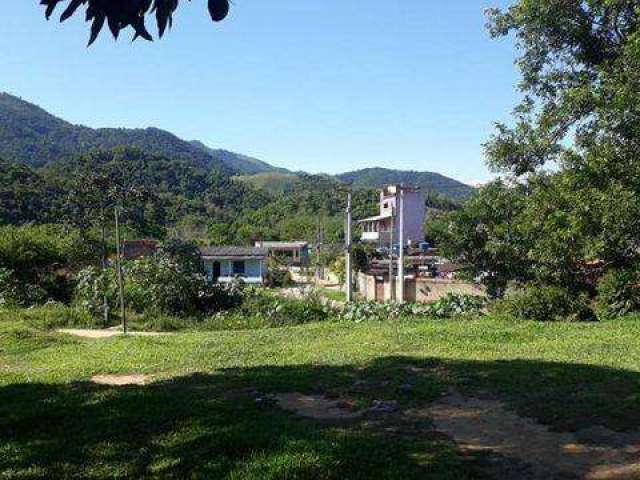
left=272, top=393, right=362, bottom=420
left=58, top=329, right=165, bottom=338
left=418, top=392, right=640, bottom=480
left=91, top=374, right=150, bottom=386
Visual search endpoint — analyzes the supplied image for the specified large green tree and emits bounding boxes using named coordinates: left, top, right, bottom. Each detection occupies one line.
left=435, top=1, right=640, bottom=295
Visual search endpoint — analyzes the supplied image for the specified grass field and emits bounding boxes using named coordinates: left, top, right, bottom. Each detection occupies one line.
left=1, top=310, right=640, bottom=479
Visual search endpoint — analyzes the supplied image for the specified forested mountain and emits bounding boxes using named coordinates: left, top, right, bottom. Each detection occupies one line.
left=190, top=141, right=289, bottom=175
left=1, top=93, right=473, bottom=200
left=0, top=93, right=238, bottom=174
left=337, top=168, right=474, bottom=200
left=0, top=148, right=378, bottom=245
left=0, top=91, right=468, bottom=245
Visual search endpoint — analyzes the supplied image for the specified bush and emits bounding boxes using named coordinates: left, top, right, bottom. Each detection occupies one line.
left=74, top=266, right=118, bottom=316
left=595, top=268, right=640, bottom=319
left=230, top=289, right=330, bottom=327
left=1, top=303, right=98, bottom=330
left=337, top=293, right=486, bottom=323
left=125, top=257, right=202, bottom=315
left=0, top=225, right=97, bottom=305
left=0, top=267, right=49, bottom=307
left=494, top=284, right=596, bottom=322
left=75, top=258, right=243, bottom=318
left=264, top=269, right=293, bottom=288
left=0, top=267, right=20, bottom=307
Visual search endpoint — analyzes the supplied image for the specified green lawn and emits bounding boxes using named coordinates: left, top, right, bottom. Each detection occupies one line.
left=1, top=311, right=640, bottom=478
left=318, top=287, right=347, bottom=303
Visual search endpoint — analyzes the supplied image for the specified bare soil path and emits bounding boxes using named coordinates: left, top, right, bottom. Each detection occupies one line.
left=420, top=391, right=640, bottom=480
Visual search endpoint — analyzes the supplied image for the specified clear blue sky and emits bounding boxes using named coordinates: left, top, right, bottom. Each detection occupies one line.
left=0, top=1, right=520, bottom=184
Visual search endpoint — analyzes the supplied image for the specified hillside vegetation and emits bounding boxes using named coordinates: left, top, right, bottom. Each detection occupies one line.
left=0, top=93, right=254, bottom=174
left=0, top=93, right=472, bottom=200
left=338, top=167, right=474, bottom=200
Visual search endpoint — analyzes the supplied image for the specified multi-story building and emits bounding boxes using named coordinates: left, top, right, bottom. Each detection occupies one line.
left=358, top=185, right=425, bottom=247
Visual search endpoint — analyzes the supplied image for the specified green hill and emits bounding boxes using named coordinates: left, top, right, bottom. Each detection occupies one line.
left=337, top=167, right=474, bottom=200
left=190, top=141, right=289, bottom=175
left=0, top=93, right=279, bottom=175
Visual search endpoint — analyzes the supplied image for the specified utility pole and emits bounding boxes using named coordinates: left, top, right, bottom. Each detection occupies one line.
left=345, top=190, right=353, bottom=302
left=114, top=206, right=127, bottom=334
left=397, top=186, right=405, bottom=304
left=100, top=206, right=109, bottom=327
left=388, top=210, right=395, bottom=302
left=315, top=216, right=325, bottom=285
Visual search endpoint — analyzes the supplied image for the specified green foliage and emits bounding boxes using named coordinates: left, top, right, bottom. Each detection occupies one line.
left=75, top=256, right=242, bottom=318
left=0, top=159, right=59, bottom=225
left=0, top=267, right=20, bottom=307
left=230, top=289, right=330, bottom=328
left=337, top=168, right=474, bottom=200
left=337, top=294, right=486, bottom=323
left=159, top=239, right=203, bottom=275
left=430, top=181, right=533, bottom=297
left=494, top=285, right=596, bottom=322
left=0, top=224, right=98, bottom=305
left=0, top=93, right=231, bottom=171
left=264, top=269, right=293, bottom=288
left=0, top=302, right=98, bottom=330
left=596, top=268, right=640, bottom=320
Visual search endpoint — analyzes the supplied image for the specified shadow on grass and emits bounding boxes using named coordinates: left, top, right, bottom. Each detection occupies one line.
left=1, top=356, right=639, bottom=479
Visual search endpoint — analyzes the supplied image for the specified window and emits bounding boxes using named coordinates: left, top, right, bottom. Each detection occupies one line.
left=232, top=261, right=245, bottom=275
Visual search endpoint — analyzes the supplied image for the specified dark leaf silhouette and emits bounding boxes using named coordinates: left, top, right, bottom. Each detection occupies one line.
left=40, top=0, right=230, bottom=45
left=208, top=0, right=229, bottom=22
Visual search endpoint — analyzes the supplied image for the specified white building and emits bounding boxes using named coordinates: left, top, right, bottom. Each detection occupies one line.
left=358, top=185, right=425, bottom=246
left=200, top=246, right=268, bottom=284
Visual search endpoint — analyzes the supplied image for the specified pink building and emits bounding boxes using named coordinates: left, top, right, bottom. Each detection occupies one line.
left=358, top=185, right=425, bottom=247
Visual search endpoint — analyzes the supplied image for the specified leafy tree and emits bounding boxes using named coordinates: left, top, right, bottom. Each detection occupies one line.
left=435, top=1, right=640, bottom=300
left=40, top=0, right=230, bottom=46
left=0, top=159, right=60, bottom=225
left=430, top=180, right=533, bottom=297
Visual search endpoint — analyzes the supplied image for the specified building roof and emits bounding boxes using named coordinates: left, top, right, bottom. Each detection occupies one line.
left=357, top=213, right=393, bottom=223
left=200, top=246, right=268, bottom=259
left=257, top=241, right=309, bottom=249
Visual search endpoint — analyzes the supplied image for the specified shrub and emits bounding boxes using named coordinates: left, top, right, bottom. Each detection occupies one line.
left=0, top=267, right=49, bottom=307
left=75, top=258, right=243, bottom=318
left=494, top=284, right=596, bottom=322
left=0, top=267, right=20, bottom=307
left=337, top=293, right=486, bottom=323
left=0, top=225, right=98, bottom=305
left=231, top=289, right=330, bottom=327
left=158, top=239, right=203, bottom=275
left=595, top=268, right=640, bottom=319
left=264, top=269, right=293, bottom=288
left=3, top=303, right=98, bottom=330
left=125, top=257, right=201, bottom=315
left=74, top=266, right=118, bottom=316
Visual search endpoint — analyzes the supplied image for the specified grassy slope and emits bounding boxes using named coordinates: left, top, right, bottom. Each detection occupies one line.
left=1, top=313, right=640, bottom=478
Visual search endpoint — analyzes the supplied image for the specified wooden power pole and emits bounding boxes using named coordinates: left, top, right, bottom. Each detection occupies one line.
left=114, top=206, right=127, bottom=334
left=345, top=190, right=353, bottom=302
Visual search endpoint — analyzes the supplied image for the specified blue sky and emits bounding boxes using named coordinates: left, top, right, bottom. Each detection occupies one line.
left=0, top=1, right=520, bottom=183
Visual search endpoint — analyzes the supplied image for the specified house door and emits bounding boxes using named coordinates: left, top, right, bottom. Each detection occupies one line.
left=375, top=280, right=385, bottom=303
left=212, top=261, right=221, bottom=281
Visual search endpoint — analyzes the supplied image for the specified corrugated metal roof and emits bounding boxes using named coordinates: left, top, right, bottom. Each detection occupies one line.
left=200, top=246, right=268, bottom=258
left=257, top=241, right=309, bottom=248
left=357, top=213, right=393, bottom=223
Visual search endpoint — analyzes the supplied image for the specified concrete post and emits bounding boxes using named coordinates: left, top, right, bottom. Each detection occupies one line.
left=345, top=190, right=353, bottom=302
left=397, top=186, right=405, bottom=304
